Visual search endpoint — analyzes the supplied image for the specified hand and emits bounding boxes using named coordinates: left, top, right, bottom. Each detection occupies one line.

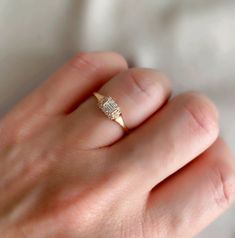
left=0, top=52, right=234, bottom=238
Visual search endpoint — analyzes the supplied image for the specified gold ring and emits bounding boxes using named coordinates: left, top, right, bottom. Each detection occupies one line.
left=93, top=92, right=129, bottom=132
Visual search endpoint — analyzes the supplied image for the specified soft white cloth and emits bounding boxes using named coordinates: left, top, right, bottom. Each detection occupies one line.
left=0, top=1, right=234, bottom=237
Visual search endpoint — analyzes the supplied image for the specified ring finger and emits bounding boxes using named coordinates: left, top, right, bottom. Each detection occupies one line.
left=66, top=68, right=171, bottom=149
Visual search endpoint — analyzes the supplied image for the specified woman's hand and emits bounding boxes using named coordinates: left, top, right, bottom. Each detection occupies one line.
left=0, top=52, right=234, bottom=238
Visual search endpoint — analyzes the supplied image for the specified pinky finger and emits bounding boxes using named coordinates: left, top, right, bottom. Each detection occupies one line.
left=145, top=138, right=235, bottom=238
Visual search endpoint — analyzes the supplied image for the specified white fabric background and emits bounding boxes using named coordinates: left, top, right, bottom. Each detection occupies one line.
left=0, top=0, right=234, bottom=237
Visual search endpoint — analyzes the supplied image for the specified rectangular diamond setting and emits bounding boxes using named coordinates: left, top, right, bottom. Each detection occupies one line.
left=98, top=96, right=121, bottom=120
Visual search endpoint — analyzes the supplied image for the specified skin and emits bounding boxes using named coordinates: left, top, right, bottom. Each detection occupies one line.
left=0, top=51, right=234, bottom=238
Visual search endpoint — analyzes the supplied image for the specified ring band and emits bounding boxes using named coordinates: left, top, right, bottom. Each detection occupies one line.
left=93, top=92, right=129, bottom=132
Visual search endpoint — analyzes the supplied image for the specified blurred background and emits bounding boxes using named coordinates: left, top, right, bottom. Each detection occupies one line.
left=0, top=0, right=234, bottom=237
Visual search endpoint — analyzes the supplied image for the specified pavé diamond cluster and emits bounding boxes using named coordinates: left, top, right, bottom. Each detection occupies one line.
left=98, top=96, right=121, bottom=120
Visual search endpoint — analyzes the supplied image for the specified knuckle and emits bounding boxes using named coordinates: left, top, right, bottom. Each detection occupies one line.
left=127, top=69, right=171, bottom=99
left=70, top=51, right=128, bottom=72
left=70, top=52, right=100, bottom=72
left=0, top=122, right=10, bottom=147
left=180, top=92, right=219, bottom=136
left=209, top=163, right=235, bottom=208
left=106, top=51, right=128, bottom=68
left=0, top=120, right=23, bottom=144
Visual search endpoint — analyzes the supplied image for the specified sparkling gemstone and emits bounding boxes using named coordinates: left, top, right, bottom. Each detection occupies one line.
left=98, top=97, right=121, bottom=120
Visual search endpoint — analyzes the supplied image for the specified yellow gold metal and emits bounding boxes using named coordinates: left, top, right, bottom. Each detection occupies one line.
left=93, top=92, right=104, bottom=101
left=115, top=116, right=129, bottom=133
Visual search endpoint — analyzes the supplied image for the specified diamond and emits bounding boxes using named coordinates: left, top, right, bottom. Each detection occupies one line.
left=98, top=96, right=121, bottom=120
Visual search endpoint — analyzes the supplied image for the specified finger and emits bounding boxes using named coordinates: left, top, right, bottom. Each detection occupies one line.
left=7, top=52, right=128, bottom=116
left=66, top=68, right=171, bottom=148
left=114, top=92, right=219, bottom=192
left=146, top=138, right=235, bottom=238
left=0, top=52, right=127, bottom=144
